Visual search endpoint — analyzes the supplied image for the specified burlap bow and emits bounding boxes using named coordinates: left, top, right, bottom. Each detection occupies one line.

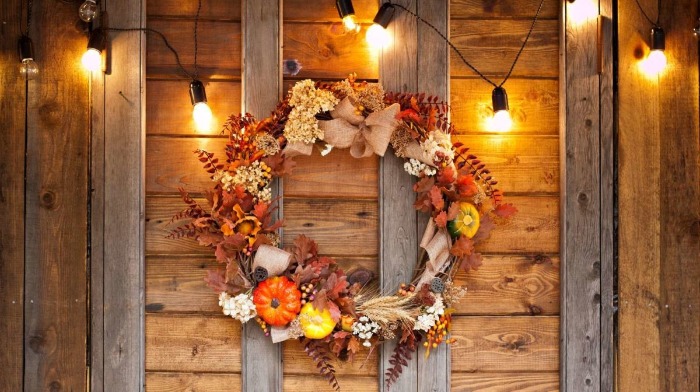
left=252, top=244, right=293, bottom=278
left=416, top=219, right=453, bottom=288
left=318, top=98, right=400, bottom=159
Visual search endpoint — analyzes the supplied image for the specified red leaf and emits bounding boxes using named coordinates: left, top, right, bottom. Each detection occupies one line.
left=450, top=236, right=474, bottom=257
left=436, top=166, right=455, bottom=186
left=429, top=186, right=444, bottom=211
left=494, top=203, right=518, bottom=218
left=253, top=202, right=269, bottom=220
left=456, top=174, right=478, bottom=198
left=434, top=211, right=448, bottom=228
left=328, top=302, right=341, bottom=322
left=413, top=176, right=435, bottom=193
left=446, top=202, right=461, bottom=220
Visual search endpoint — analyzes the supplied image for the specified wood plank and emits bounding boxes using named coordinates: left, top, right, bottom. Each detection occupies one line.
left=146, top=80, right=241, bottom=135
left=146, top=19, right=241, bottom=78
left=450, top=20, right=559, bottom=78
left=450, top=316, right=559, bottom=372
left=453, top=254, right=560, bottom=315
left=450, top=0, right=559, bottom=19
left=452, top=135, right=559, bottom=194
left=283, top=339, right=379, bottom=376
left=146, top=0, right=241, bottom=20
left=146, top=372, right=241, bottom=392
left=378, top=1, right=419, bottom=390
left=656, top=1, right=700, bottom=390
left=283, top=22, right=379, bottom=80
left=146, top=314, right=242, bottom=372
left=283, top=375, right=379, bottom=392
left=450, top=78, right=559, bottom=135
left=146, top=196, right=211, bottom=256
left=23, top=0, right=89, bottom=390
left=284, top=0, right=378, bottom=22
left=451, top=372, right=559, bottom=392
left=284, top=149, right=379, bottom=198
left=0, top=0, right=25, bottom=389
left=241, top=1, right=282, bottom=391
left=283, top=198, right=378, bottom=256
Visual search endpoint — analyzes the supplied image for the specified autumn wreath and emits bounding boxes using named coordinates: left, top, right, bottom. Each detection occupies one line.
left=171, top=74, right=516, bottom=390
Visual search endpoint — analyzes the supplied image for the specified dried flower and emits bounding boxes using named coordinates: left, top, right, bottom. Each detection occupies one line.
left=390, top=125, right=414, bottom=157
left=352, top=316, right=381, bottom=347
left=413, top=295, right=445, bottom=332
left=421, top=131, right=454, bottom=165
left=254, top=133, right=281, bottom=156
left=404, top=158, right=436, bottom=177
left=285, top=79, right=339, bottom=144
left=219, top=292, right=257, bottom=323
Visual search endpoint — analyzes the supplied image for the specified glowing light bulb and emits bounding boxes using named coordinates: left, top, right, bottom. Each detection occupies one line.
left=366, top=24, right=391, bottom=48
left=488, top=87, right=513, bottom=132
left=20, top=59, right=39, bottom=80
left=336, top=0, right=360, bottom=33
left=343, top=15, right=360, bottom=33
left=641, top=27, right=667, bottom=77
left=79, top=0, right=98, bottom=22
left=567, top=0, right=598, bottom=25
left=18, top=36, right=38, bottom=80
left=193, top=102, right=213, bottom=132
left=82, top=48, right=102, bottom=71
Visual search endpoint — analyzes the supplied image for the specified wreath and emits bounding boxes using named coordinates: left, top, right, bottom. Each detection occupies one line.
left=171, top=74, right=517, bottom=390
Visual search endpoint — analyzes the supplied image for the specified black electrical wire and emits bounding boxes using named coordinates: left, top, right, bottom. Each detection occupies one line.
left=634, top=0, right=661, bottom=27
left=193, top=0, right=202, bottom=80
left=20, top=0, right=34, bottom=35
left=388, top=0, right=546, bottom=88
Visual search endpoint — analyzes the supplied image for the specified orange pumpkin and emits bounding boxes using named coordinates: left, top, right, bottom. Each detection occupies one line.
left=253, top=276, right=302, bottom=326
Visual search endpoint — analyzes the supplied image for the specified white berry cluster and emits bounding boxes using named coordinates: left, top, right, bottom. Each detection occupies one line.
left=413, top=295, right=445, bottom=332
left=352, top=316, right=381, bottom=347
left=404, top=158, right=436, bottom=177
left=219, top=292, right=257, bottom=323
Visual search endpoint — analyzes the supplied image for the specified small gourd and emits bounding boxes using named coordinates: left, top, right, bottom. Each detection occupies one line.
left=253, top=276, right=302, bottom=326
left=299, top=303, right=336, bottom=339
left=447, top=202, right=481, bottom=239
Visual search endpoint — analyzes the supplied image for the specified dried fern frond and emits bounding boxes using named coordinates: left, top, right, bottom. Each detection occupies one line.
left=355, top=294, right=420, bottom=330
left=304, top=339, right=340, bottom=391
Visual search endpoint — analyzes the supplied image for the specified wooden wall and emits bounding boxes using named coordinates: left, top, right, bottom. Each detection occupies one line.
left=618, top=0, right=700, bottom=391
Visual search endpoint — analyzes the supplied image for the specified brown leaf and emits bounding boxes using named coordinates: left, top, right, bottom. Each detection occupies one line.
left=471, top=214, right=496, bottom=244
left=494, top=203, right=518, bottom=218
left=313, top=289, right=329, bottom=311
left=446, top=202, right=461, bottom=220
left=253, top=202, right=269, bottom=220
left=434, top=211, right=448, bottom=228
left=429, top=186, right=444, bottom=211
left=450, top=236, right=474, bottom=257
left=204, top=269, right=228, bottom=292
left=347, top=336, right=361, bottom=355
left=459, top=252, right=483, bottom=272
left=293, top=235, right=318, bottom=263
left=413, top=176, right=435, bottom=193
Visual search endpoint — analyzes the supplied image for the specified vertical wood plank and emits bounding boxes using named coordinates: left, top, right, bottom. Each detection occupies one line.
left=379, top=1, right=418, bottom=391
left=91, top=0, right=147, bottom=390
left=0, top=1, right=25, bottom=390
left=415, top=1, right=449, bottom=391
left=241, top=1, right=282, bottom=391
left=24, top=0, right=89, bottom=390
left=561, top=0, right=604, bottom=390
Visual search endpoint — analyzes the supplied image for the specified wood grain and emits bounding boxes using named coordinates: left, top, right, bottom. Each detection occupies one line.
left=23, top=0, right=89, bottom=390
left=146, top=314, right=242, bottom=372
left=283, top=339, right=378, bottom=376
left=146, top=19, right=241, bottom=78
left=284, top=0, right=378, bottom=22
left=450, top=78, right=559, bottom=135
left=146, top=80, right=241, bottom=135
left=453, top=254, right=560, bottom=315
left=0, top=0, right=25, bottom=389
left=283, top=22, right=379, bottom=80
left=450, top=0, right=559, bottom=19
left=146, top=195, right=212, bottom=255
left=451, top=372, right=559, bottom=392
left=146, top=372, right=241, bottom=392
left=146, top=257, right=221, bottom=314
left=146, top=0, right=241, bottom=20
left=453, top=135, right=559, bottom=194
left=450, top=20, right=559, bottom=78
left=283, top=375, right=379, bottom=392
left=450, top=316, right=559, bottom=372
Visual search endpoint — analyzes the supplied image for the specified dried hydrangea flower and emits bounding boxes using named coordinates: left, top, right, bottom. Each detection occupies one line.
left=413, top=295, right=445, bottom=332
left=219, top=292, right=257, bottom=323
left=254, top=133, right=281, bottom=156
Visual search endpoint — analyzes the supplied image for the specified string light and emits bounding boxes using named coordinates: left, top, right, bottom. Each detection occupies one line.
left=18, top=35, right=38, bottom=80
left=82, top=29, right=105, bottom=72
left=567, top=0, right=598, bottom=25
left=366, top=3, right=395, bottom=49
left=78, top=0, right=98, bottom=23
left=489, top=87, right=512, bottom=132
left=336, top=0, right=360, bottom=33
left=190, top=80, right=213, bottom=132
left=641, top=27, right=666, bottom=76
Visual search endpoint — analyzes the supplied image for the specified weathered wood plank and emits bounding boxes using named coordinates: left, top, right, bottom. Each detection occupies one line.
left=450, top=0, right=559, bottom=19
left=283, top=22, right=379, bottom=80
left=450, top=20, right=559, bottom=78
left=146, top=19, right=241, bottom=78
left=23, top=0, right=89, bottom=390
left=453, top=135, right=559, bottom=194
left=284, top=0, right=378, bottom=22
left=241, top=1, right=282, bottom=391
left=453, top=254, right=560, bottom=315
left=146, top=80, right=241, bottom=135
left=97, top=0, right=147, bottom=390
left=146, top=314, right=242, bottom=372
left=283, top=339, right=378, bottom=376
left=450, top=78, right=559, bottom=135
left=450, top=316, right=559, bottom=372
left=285, top=150, right=379, bottom=198
left=451, top=372, right=559, bottom=392
left=146, top=372, right=241, bottom=392
left=146, top=0, right=242, bottom=20
left=656, top=1, right=700, bottom=389
left=0, top=0, right=25, bottom=389
left=284, top=375, right=379, bottom=392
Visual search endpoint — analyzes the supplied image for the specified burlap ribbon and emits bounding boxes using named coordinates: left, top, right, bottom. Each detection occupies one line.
left=416, top=219, right=453, bottom=288
left=252, top=244, right=293, bottom=278
left=319, top=98, right=400, bottom=158
left=401, top=140, right=436, bottom=167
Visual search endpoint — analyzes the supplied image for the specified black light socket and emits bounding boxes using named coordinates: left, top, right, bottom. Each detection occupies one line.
left=336, top=0, right=355, bottom=19
left=189, top=80, right=207, bottom=105
left=651, top=27, right=665, bottom=51
left=18, top=35, right=34, bottom=61
left=87, top=29, right=107, bottom=52
left=373, top=3, right=396, bottom=28
left=492, top=87, right=509, bottom=112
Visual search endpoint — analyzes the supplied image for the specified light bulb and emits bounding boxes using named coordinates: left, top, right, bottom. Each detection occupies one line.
left=343, top=15, right=360, bottom=33
left=490, top=110, right=513, bottom=132
left=79, top=0, right=98, bottom=22
left=82, top=48, right=102, bottom=71
left=366, top=24, right=391, bottom=49
left=193, top=102, right=213, bottom=132
left=568, top=0, right=598, bottom=25
left=640, top=27, right=667, bottom=77
left=20, top=59, right=39, bottom=80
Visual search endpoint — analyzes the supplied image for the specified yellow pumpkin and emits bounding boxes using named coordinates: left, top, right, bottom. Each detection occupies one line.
left=447, top=202, right=480, bottom=239
left=299, top=303, right=336, bottom=339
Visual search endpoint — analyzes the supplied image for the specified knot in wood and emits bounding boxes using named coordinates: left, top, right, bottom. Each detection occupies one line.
left=40, top=190, right=57, bottom=209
